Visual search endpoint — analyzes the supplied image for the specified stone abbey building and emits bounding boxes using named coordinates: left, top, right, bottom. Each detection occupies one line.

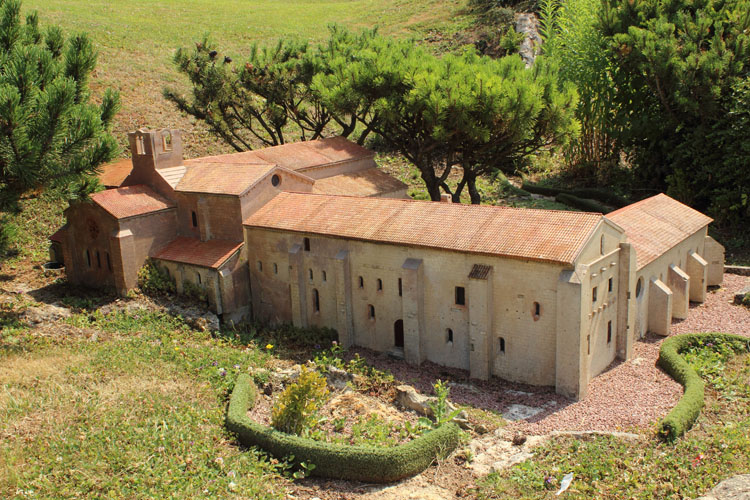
left=51, top=129, right=725, bottom=399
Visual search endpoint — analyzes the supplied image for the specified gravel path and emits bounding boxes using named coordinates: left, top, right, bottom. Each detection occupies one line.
left=352, top=274, right=749, bottom=436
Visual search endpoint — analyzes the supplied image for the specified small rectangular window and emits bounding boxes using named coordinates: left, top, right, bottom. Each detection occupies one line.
left=607, top=321, right=612, bottom=343
left=86, top=249, right=91, bottom=268
left=499, top=337, right=505, bottom=353
left=592, top=286, right=598, bottom=302
left=257, top=261, right=263, bottom=272
left=377, top=279, right=383, bottom=291
left=587, top=335, right=591, bottom=355
left=96, top=250, right=101, bottom=268
left=358, top=276, right=364, bottom=289
left=303, top=237, right=310, bottom=251
left=455, top=286, right=465, bottom=306
left=368, top=304, right=375, bottom=319
left=608, top=277, right=613, bottom=293
left=192, top=211, right=198, bottom=228
left=273, top=263, right=278, bottom=274
left=398, top=278, right=402, bottom=297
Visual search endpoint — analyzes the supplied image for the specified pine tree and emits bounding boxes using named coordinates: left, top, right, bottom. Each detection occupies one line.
left=0, top=0, right=120, bottom=215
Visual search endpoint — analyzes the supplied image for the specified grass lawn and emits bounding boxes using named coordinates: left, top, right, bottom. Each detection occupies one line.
left=21, top=0, right=472, bottom=158
left=0, top=308, right=285, bottom=499
left=476, top=341, right=750, bottom=499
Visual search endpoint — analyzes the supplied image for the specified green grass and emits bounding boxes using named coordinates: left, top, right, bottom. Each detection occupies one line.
left=476, top=343, right=750, bottom=500
left=0, top=310, right=285, bottom=499
left=21, top=0, right=472, bottom=158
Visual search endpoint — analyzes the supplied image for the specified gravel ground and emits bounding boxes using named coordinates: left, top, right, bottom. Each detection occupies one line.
left=350, top=273, right=750, bottom=436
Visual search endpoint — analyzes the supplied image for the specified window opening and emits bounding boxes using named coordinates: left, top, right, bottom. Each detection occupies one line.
left=313, top=289, right=320, bottom=313
left=533, top=301, right=541, bottom=320
left=398, top=278, right=402, bottom=297
left=600, top=235, right=605, bottom=254
left=607, top=321, right=612, bottom=343
left=608, top=277, right=613, bottom=293
left=271, top=174, right=281, bottom=187
left=358, top=276, right=364, bottom=288
left=303, top=237, right=310, bottom=251
left=587, top=335, right=591, bottom=355
left=197, top=273, right=202, bottom=284
left=273, top=263, right=278, bottom=274
left=368, top=304, right=375, bottom=319
left=322, top=271, right=327, bottom=282
left=191, top=211, right=198, bottom=227
left=96, top=250, right=101, bottom=268
left=161, top=130, right=172, bottom=151
left=499, top=337, right=505, bottom=353
left=592, top=286, right=598, bottom=302
left=446, top=328, right=454, bottom=343
left=257, top=261, right=262, bottom=272
left=136, top=134, right=146, bottom=155
left=309, top=269, right=313, bottom=280
left=106, top=252, right=112, bottom=271
left=86, top=249, right=91, bottom=268
left=636, top=277, right=643, bottom=298
left=377, top=278, right=383, bottom=291
left=394, top=320, right=404, bottom=348
left=455, top=286, right=465, bottom=306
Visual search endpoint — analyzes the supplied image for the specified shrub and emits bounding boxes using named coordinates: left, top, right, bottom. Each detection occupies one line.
left=137, top=259, right=175, bottom=295
left=271, top=367, right=329, bottom=436
left=657, top=333, right=750, bottom=441
left=555, top=193, right=609, bottom=213
left=226, top=374, right=461, bottom=482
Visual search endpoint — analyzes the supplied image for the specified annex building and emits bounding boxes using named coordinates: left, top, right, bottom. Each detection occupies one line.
left=51, top=129, right=725, bottom=399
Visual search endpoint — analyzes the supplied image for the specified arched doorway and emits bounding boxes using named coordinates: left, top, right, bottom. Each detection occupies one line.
left=394, top=319, right=404, bottom=348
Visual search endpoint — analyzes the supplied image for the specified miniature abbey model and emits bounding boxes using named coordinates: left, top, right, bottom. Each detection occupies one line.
left=51, top=129, right=725, bottom=399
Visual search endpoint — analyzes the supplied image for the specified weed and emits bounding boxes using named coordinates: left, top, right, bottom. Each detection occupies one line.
left=271, top=367, right=330, bottom=436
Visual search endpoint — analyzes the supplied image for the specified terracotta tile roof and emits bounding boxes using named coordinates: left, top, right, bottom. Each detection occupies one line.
left=49, top=226, right=66, bottom=243
left=607, top=194, right=713, bottom=269
left=90, top=185, right=174, bottom=219
left=312, top=168, right=408, bottom=197
left=192, top=137, right=374, bottom=172
left=176, top=163, right=276, bottom=195
left=244, top=193, right=604, bottom=265
left=152, top=237, right=243, bottom=269
left=158, top=165, right=187, bottom=188
left=97, top=158, right=133, bottom=188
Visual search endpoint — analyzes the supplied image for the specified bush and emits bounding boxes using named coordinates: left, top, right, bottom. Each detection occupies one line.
left=271, top=367, right=329, bottom=436
left=657, top=333, right=750, bottom=441
left=137, top=259, right=175, bottom=295
left=227, top=374, right=461, bottom=482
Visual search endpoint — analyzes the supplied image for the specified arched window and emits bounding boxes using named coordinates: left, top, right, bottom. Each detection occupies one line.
left=377, top=278, right=383, bottom=291
left=303, top=237, right=310, bottom=251
left=636, top=277, right=644, bottom=298
left=533, top=302, right=541, bottom=320
left=368, top=304, right=375, bottom=319
left=161, top=130, right=172, bottom=151
left=197, top=272, right=202, bottom=284
left=309, top=269, right=314, bottom=280
left=358, top=276, right=364, bottom=289
left=499, top=337, right=506, bottom=353
left=85, top=249, right=91, bottom=268
left=322, top=271, right=327, bottom=282
left=273, top=263, right=278, bottom=274
left=446, top=328, right=454, bottom=343
left=312, top=289, right=320, bottom=313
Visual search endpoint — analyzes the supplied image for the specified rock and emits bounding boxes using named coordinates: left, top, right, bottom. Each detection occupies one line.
left=512, top=433, right=527, bottom=446
left=396, top=384, right=434, bottom=417
left=503, top=403, right=545, bottom=421
left=733, top=285, right=750, bottom=305
left=448, top=381, right=481, bottom=394
left=167, top=303, right=220, bottom=331
left=22, top=303, right=71, bottom=324
left=326, top=366, right=356, bottom=390
left=269, top=365, right=301, bottom=386
left=453, top=410, right=473, bottom=431
left=475, top=423, right=489, bottom=435
left=515, top=13, right=543, bottom=67
left=696, top=474, right=750, bottom=500
left=263, top=383, right=273, bottom=396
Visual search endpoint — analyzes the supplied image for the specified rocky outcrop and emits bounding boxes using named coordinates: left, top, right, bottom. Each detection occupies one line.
left=22, top=303, right=71, bottom=324
left=696, top=475, right=750, bottom=500
left=516, top=13, right=542, bottom=67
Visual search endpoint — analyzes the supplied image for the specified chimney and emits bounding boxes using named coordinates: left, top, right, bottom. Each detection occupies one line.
left=440, top=193, right=452, bottom=203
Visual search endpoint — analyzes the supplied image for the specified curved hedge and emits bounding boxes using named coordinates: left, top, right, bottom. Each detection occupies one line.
left=226, top=374, right=461, bottom=482
left=555, top=193, right=610, bottom=213
left=522, top=182, right=629, bottom=209
left=657, top=333, right=750, bottom=442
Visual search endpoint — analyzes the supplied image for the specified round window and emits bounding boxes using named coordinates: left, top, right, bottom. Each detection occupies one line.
left=271, top=174, right=281, bottom=187
left=636, top=277, right=643, bottom=298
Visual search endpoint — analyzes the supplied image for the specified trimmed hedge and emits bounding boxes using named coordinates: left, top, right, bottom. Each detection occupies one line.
left=521, top=182, right=629, bottom=209
left=657, top=333, right=750, bottom=442
left=555, top=193, right=610, bottom=213
left=226, top=374, right=461, bottom=482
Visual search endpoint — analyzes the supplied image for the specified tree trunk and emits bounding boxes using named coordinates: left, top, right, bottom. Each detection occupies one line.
left=466, top=171, right=481, bottom=204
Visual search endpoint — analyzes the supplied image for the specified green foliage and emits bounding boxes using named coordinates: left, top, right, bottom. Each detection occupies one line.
left=136, top=259, right=175, bottom=295
left=0, top=0, right=119, bottom=215
left=313, top=342, right=394, bottom=391
left=657, top=333, right=750, bottom=441
left=227, top=374, right=462, bottom=482
left=169, top=26, right=578, bottom=205
left=597, top=0, right=750, bottom=224
left=540, top=0, right=621, bottom=181
left=182, top=279, right=208, bottom=302
left=271, top=367, right=330, bottom=436
left=428, top=380, right=462, bottom=427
